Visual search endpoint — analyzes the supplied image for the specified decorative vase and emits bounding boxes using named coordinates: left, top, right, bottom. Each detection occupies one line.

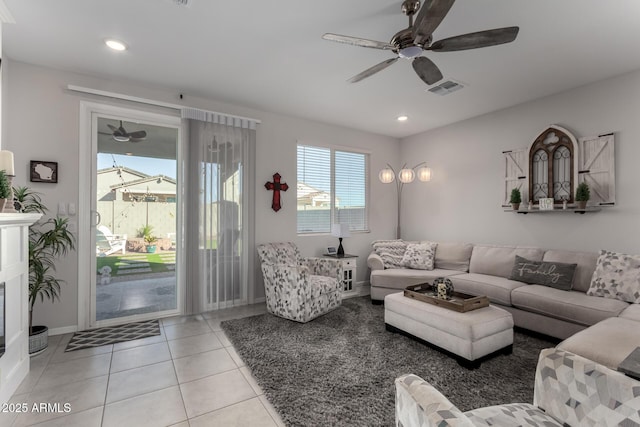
left=146, top=245, right=157, bottom=253
left=576, top=201, right=587, bottom=209
left=433, top=277, right=454, bottom=300
left=29, top=325, right=49, bottom=356
left=511, top=203, right=520, bottom=211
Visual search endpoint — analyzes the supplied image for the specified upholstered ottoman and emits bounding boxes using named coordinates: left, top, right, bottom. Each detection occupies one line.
left=385, top=292, right=514, bottom=368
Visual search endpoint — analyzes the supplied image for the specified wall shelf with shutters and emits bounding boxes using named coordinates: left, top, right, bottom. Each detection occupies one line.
left=503, top=206, right=603, bottom=214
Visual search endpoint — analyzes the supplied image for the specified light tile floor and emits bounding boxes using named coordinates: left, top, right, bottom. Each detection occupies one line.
left=3, top=303, right=286, bottom=427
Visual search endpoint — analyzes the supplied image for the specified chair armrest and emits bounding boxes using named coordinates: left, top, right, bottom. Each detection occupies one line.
left=367, top=252, right=385, bottom=271
left=261, top=263, right=310, bottom=296
left=395, top=374, right=474, bottom=427
left=302, top=257, right=344, bottom=289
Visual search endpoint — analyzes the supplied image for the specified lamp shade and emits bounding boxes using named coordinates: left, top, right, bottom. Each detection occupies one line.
left=417, top=166, right=432, bottom=182
left=0, top=150, right=15, bottom=176
left=378, top=168, right=395, bottom=184
left=398, top=168, right=415, bottom=183
left=331, top=223, right=351, bottom=238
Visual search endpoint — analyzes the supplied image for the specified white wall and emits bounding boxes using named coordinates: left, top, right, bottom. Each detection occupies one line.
left=400, top=69, right=640, bottom=254
left=2, top=60, right=399, bottom=332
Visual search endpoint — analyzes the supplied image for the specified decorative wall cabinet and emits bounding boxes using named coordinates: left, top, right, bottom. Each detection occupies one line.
left=503, top=125, right=615, bottom=210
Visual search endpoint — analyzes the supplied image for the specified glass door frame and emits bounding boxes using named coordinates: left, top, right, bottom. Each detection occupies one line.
left=78, top=101, right=184, bottom=329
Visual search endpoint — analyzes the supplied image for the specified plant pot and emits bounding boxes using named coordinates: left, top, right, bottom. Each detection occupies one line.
left=29, top=325, right=49, bottom=356
left=511, top=203, right=520, bottom=211
left=146, top=245, right=157, bottom=253
left=576, top=201, right=587, bottom=209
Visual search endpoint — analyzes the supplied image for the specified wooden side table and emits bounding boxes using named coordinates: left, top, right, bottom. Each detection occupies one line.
left=323, top=254, right=358, bottom=294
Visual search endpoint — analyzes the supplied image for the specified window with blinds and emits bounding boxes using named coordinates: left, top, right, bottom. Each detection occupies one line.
left=297, top=144, right=369, bottom=234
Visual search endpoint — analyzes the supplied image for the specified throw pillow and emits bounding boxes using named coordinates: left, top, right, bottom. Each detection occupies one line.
left=510, top=255, right=577, bottom=291
left=372, top=240, right=407, bottom=269
left=587, top=250, right=640, bottom=303
left=401, top=242, right=437, bottom=270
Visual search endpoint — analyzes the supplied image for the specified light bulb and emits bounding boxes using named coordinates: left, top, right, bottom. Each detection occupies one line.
left=417, top=166, right=432, bottom=182
left=378, top=168, right=395, bottom=184
left=398, top=168, right=415, bottom=184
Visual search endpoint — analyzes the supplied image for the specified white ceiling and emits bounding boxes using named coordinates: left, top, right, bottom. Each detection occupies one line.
left=3, top=0, right=640, bottom=138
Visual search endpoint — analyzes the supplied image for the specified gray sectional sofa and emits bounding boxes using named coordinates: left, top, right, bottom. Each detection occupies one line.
left=368, top=241, right=635, bottom=339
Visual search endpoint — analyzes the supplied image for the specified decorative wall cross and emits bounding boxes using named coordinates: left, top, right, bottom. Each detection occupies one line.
left=265, top=173, right=288, bottom=212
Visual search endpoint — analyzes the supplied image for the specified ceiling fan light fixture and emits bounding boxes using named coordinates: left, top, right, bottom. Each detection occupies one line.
left=113, top=135, right=130, bottom=142
left=105, top=39, right=128, bottom=51
left=397, top=115, right=409, bottom=122
left=398, top=45, right=422, bottom=59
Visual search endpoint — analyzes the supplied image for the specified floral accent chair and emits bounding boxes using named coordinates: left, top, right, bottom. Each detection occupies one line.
left=395, top=347, right=640, bottom=426
left=257, top=242, right=343, bottom=323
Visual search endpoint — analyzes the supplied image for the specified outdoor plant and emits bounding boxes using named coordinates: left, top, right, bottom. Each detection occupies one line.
left=575, top=182, right=590, bottom=201
left=137, top=224, right=157, bottom=244
left=0, top=170, right=11, bottom=200
left=14, top=186, right=76, bottom=333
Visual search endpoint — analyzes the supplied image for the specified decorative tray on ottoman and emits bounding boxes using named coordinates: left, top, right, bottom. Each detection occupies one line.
left=403, top=283, right=489, bottom=313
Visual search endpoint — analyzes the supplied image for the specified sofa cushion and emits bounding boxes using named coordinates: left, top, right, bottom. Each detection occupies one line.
left=372, top=240, right=407, bottom=269
left=470, top=245, right=544, bottom=278
left=542, top=249, right=598, bottom=293
left=587, top=250, right=640, bottom=303
left=557, top=317, right=640, bottom=370
left=371, top=268, right=464, bottom=291
left=509, top=255, right=577, bottom=291
left=401, top=241, right=437, bottom=270
left=449, top=273, right=527, bottom=306
left=618, top=303, right=640, bottom=322
left=511, top=284, right=628, bottom=326
left=434, top=242, right=474, bottom=272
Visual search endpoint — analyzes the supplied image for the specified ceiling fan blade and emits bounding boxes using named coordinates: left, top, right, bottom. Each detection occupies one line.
left=348, top=57, right=399, bottom=83
left=98, top=131, right=112, bottom=136
left=322, top=33, right=394, bottom=50
left=429, top=26, right=519, bottom=52
left=107, top=124, right=118, bottom=132
left=128, top=130, right=147, bottom=140
left=412, top=56, right=443, bottom=85
left=413, top=0, right=456, bottom=44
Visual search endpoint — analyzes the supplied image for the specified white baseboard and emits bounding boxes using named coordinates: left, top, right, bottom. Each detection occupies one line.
left=48, top=325, right=78, bottom=336
left=343, top=281, right=370, bottom=299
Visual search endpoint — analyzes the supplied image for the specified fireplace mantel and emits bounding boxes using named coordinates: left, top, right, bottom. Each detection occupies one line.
left=0, top=213, right=41, bottom=404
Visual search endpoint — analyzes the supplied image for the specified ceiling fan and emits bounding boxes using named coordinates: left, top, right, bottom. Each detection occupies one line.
left=322, top=0, right=519, bottom=86
left=99, top=121, right=147, bottom=142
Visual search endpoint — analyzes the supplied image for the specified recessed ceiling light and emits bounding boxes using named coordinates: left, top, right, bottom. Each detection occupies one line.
left=105, top=39, right=127, bottom=51
left=125, top=152, right=133, bottom=156
left=397, top=115, right=409, bottom=122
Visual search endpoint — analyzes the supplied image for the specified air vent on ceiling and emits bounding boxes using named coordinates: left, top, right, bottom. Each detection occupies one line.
left=427, top=80, right=465, bottom=96
left=173, top=0, right=190, bottom=6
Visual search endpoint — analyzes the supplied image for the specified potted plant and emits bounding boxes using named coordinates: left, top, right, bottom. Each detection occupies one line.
left=509, top=188, right=522, bottom=211
left=138, top=224, right=158, bottom=253
left=0, top=170, right=11, bottom=211
left=14, top=187, right=75, bottom=355
left=575, top=182, right=590, bottom=209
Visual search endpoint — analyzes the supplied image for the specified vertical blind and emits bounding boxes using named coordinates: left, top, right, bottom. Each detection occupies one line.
left=297, top=144, right=368, bottom=234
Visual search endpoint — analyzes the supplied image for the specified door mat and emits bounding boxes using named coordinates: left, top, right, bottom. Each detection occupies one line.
left=65, top=319, right=160, bottom=352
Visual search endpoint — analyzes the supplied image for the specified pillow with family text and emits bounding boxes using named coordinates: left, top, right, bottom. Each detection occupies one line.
left=509, top=255, right=577, bottom=291
left=587, top=250, right=640, bottom=303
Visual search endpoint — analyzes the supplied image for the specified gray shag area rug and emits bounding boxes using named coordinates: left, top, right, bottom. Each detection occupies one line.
left=221, top=297, right=555, bottom=427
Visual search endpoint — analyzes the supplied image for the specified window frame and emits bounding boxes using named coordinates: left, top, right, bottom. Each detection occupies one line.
left=296, top=143, right=370, bottom=235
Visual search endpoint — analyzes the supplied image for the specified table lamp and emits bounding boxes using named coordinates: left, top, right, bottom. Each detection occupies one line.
left=331, top=223, right=351, bottom=257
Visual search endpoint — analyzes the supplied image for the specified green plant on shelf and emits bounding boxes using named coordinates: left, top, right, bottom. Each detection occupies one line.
left=575, top=182, right=590, bottom=202
left=509, top=188, right=522, bottom=204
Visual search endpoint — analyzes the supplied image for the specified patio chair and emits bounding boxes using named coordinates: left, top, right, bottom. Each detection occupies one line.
left=96, top=225, right=127, bottom=256
left=257, top=242, right=343, bottom=323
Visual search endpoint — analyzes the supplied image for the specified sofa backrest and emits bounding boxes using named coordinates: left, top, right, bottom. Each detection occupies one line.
left=470, top=244, right=544, bottom=278
left=434, top=242, right=474, bottom=272
left=535, top=348, right=640, bottom=426
left=542, top=249, right=598, bottom=293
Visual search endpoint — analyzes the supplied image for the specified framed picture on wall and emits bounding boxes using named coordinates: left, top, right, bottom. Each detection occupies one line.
left=539, top=198, right=554, bottom=210
left=30, top=161, right=58, bottom=183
